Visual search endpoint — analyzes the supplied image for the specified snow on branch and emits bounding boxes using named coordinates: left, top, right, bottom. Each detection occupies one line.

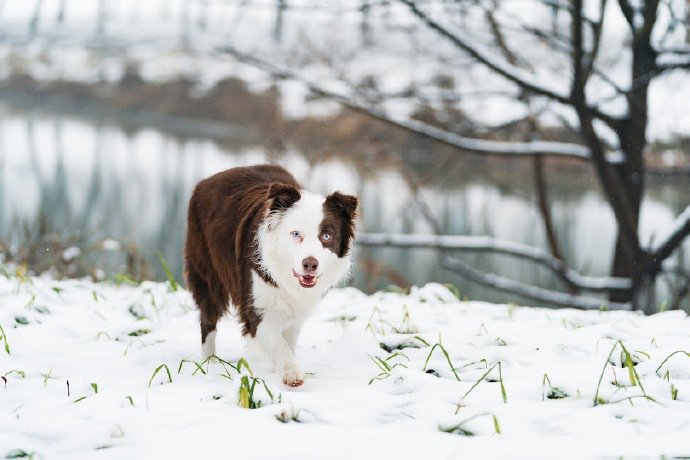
left=217, top=46, right=593, bottom=161
left=357, top=232, right=632, bottom=292
left=440, top=254, right=631, bottom=310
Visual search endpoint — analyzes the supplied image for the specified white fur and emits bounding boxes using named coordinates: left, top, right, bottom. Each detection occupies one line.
left=252, top=190, right=352, bottom=385
left=201, top=329, right=217, bottom=360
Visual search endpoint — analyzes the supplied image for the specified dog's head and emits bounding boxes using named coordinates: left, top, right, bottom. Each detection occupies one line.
left=258, top=184, right=358, bottom=293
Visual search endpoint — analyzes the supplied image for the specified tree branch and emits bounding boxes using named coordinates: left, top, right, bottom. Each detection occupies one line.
left=217, top=45, right=596, bottom=161
left=582, top=0, right=608, bottom=81
left=639, top=0, right=660, bottom=41
left=649, top=204, right=690, bottom=275
left=440, top=254, right=630, bottom=310
left=617, top=0, right=636, bottom=31
left=397, top=0, right=623, bottom=129
left=484, top=5, right=524, bottom=68
left=656, top=61, right=690, bottom=72
left=532, top=154, right=577, bottom=291
left=571, top=0, right=641, bottom=256
left=400, top=0, right=566, bottom=101
left=356, top=232, right=632, bottom=292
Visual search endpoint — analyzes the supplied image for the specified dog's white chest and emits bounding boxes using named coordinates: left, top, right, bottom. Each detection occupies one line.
left=251, top=272, right=321, bottom=324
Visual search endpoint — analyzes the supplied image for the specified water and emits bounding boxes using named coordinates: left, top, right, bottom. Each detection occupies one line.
left=1, top=102, right=688, bottom=309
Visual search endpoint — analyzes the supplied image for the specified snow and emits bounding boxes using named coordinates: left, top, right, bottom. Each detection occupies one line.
left=61, top=247, right=81, bottom=262
left=2, top=273, right=690, bottom=458
left=101, top=240, right=121, bottom=252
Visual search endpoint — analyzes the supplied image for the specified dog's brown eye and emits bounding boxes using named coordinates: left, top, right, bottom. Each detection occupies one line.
left=321, top=232, right=331, bottom=242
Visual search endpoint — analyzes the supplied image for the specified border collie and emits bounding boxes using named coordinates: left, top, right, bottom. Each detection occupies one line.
left=184, top=165, right=358, bottom=387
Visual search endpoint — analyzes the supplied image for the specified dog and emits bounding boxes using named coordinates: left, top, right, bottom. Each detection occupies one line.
left=184, top=164, right=358, bottom=387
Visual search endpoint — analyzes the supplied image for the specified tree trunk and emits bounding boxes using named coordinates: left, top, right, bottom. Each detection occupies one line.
left=610, top=18, right=657, bottom=307
left=634, top=271, right=657, bottom=315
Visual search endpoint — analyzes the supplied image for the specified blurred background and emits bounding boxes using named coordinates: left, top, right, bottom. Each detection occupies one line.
left=0, top=0, right=688, bottom=311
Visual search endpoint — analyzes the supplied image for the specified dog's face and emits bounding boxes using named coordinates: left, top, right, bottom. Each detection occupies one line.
left=258, top=185, right=358, bottom=293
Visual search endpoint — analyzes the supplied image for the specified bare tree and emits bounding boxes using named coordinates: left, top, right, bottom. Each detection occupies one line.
left=396, top=0, right=689, bottom=303
left=220, top=0, right=690, bottom=312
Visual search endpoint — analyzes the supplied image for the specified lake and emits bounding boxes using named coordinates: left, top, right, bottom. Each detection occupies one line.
left=1, top=101, right=688, bottom=309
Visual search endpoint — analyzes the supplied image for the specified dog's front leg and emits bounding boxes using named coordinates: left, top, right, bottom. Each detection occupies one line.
left=254, top=318, right=304, bottom=387
left=283, top=320, right=304, bottom=354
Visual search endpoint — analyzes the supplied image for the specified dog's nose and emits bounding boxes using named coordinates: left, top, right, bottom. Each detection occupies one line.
left=302, top=257, right=319, bottom=273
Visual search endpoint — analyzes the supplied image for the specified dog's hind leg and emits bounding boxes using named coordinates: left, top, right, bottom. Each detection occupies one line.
left=201, top=328, right=217, bottom=360
left=186, top=265, right=226, bottom=361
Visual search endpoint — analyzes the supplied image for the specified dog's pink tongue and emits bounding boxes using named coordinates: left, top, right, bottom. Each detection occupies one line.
left=299, top=275, right=316, bottom=288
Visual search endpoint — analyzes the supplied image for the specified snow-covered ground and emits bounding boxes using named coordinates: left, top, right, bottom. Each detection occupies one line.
left=2, top=272, right=690, bottom=458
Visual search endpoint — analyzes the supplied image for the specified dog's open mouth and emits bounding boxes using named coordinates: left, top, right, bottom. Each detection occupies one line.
left=293, top=270, right=318, bottom=288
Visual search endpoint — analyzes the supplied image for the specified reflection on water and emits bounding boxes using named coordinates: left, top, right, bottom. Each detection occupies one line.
left=1, top=103, right=688, bottom=308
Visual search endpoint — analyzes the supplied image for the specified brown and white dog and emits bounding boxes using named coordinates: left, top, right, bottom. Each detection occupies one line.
left=184, top=165, right=358, bottom=387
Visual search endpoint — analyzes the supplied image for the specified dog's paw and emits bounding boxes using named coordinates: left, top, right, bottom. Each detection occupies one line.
left=282, top=366, right=304, bottom=387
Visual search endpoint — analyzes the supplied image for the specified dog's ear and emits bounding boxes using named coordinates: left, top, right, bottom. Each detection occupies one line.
left=267, top=183, right=301, bottom=212
left=324, top=192, right=358, bottom=221
left=324, top=192, right=358, bottom=258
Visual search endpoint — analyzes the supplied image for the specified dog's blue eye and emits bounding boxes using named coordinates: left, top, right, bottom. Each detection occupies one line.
left=291, top=230, right=302, bottom=239
left=321, top=233, right=331, bottom=241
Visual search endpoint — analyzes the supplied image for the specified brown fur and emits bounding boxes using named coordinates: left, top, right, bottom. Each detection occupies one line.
left=184, top=165, right=301, bottom=341
left=321, top=192, right=358, bottom=257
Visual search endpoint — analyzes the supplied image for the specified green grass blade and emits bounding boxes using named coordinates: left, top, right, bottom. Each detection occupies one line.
left=458, top=361, right=506, bottom=404
left=607, top=395, right=662, bottom=406
left=368, top=354, right=390, bottom=373
left=441, top=412, right=498, bottom=436
left=498, top=362, right=507, bottom=403
left=423, top=343, right=461, bottom=381
left=202, top=354, right=241, bottom=373
left=542, top=374, right=551, bottom=402
left=238, top=376, right=250, bottom=408
left=259, top=378, right=274, bottom=401
left=622, top=348, right=637, bottom=386
left=385, top=351, right=410, bottom=363
left=236, top=357, right=254, bottom=376
left=594, top=341, right=620, bottom=406
left=492, top=415, right=501, bottom=435
left=618, top=342, right=647, bottom=396
left=413, top=335, right=431, bottom=347
left=655, top=350, right=690, bottom=375
left=460, top=363, right=497, bottom=402
left=0, top=324, right=10, bottom=354
left=148, top=363, right=173, bottom=387
left=157, top=251, right=179, bottom=291
left=443, top=283, right=462, bottom=300
left=178, top=358, right=208, bottom=375
left=5, top=369, right=26, bottom=379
